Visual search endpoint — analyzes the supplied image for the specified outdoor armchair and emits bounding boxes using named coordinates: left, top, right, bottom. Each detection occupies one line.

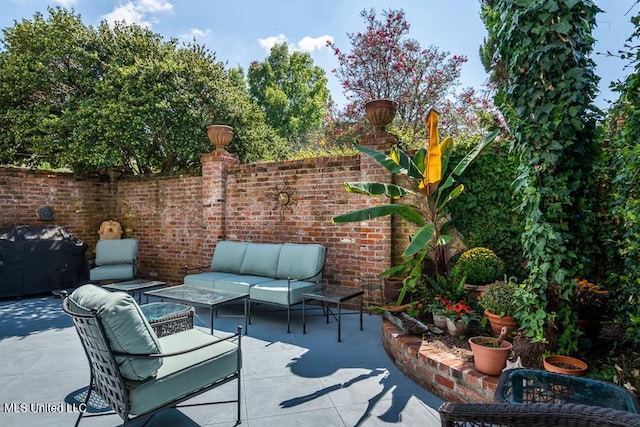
left=89, top=238, right=138, bottom=282
left=61, top=284, right=242, bottom=426
left=438, top=402, right=640, bottom=427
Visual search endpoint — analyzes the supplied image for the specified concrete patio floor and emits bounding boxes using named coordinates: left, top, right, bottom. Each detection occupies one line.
left=0, top=293, right=443, bottom=426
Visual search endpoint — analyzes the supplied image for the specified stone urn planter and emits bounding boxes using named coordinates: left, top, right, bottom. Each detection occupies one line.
left=432, top=311, right=447, bottom=329
left=468, top=336, right=513, bottom=376
left=207, top=125, right=233, bottom=151
left=364, top=99, right=397, bottom=131
left=543, top=355, right=588, bottom=377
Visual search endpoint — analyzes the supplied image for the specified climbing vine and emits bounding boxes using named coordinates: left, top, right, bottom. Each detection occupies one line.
left=481, top=0, right=601, bottom=352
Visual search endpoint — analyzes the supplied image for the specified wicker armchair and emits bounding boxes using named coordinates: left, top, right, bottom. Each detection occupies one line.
left=439, top=402, right=640, bottom=427
left=62, top=288, right=242, bottom=426
left=440, top=368, right=640, bottom=427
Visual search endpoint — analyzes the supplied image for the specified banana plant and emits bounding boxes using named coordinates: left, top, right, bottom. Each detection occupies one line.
left=332, top=109, right=499, bottom=304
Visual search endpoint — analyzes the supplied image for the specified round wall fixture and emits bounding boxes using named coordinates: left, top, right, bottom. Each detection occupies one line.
left=38, top=206, right=55, bottom=221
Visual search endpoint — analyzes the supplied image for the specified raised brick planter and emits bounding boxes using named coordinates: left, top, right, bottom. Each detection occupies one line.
left=381, top=318, right=498, bottom=403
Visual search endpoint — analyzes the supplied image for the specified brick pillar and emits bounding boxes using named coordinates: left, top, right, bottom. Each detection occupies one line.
left=200, top=148, right=238, bottom=263
left=356, top=131, right=397, bottom=295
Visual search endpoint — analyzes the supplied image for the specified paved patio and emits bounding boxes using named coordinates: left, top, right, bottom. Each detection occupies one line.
left=0, top=293, right=443, bottom=426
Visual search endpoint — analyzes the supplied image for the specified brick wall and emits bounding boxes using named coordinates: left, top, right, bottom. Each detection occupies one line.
left=381, top=319, right=497, bottom=403
left=0, top=131, right=402, bottom=301
left=0, top=167, right=114, bottom=248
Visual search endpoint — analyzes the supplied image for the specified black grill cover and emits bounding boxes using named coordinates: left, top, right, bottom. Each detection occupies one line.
left=0, top=225, right=88, bottom=298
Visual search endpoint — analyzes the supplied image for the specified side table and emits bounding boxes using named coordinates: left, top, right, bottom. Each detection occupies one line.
left=140, top=302, right=195, bottom=338
left=302, top=285, right=364, bottom=342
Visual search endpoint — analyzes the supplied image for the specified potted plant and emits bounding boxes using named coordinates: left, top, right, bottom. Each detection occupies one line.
left=332, top=109, right=499, bottom=307
left=451, top=247, right=505, bottom=298
left=478, top=280, right=520, bottom=335
left=543, top=354, right=588, bottom=376
left=428, top=295, right=450, bottom=329
left=572, top=278, right=609, bottom=338
left=442, top=300, right=477, bottom=336
left=469, top=333, right=513, bottom=376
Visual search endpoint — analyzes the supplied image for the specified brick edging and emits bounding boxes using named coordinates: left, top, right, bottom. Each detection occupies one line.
left=381, top=318, right=498, bottom=403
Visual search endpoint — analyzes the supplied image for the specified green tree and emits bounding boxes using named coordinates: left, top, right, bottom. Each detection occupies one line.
left=247, top=43, right=330, bottom=146
left=328, top=8, right=469, bottom=139
left=0, top=7, right=288, bottom=174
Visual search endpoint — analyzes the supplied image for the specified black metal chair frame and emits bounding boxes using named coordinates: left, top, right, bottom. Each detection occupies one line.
left=62, top=295, right=242, bottom=426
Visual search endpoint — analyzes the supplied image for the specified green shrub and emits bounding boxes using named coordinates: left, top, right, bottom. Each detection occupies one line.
left=478, top=280, right=519, bottom=317
left=451, top=247, right=505, bottom=286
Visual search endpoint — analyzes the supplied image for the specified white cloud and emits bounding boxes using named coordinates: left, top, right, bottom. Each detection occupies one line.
left=295, top=35, right=333, bottom=53
left=54, top=0, right=78, bottom=7
left=179, top=28, right=212, bottom=42
left=258, top=34, right=334, bottom=55
left=258, top=34, right=287, bottom=53
left=101, top=0, right=173, bottom=28
left=136, top=0, right=173, bottom=13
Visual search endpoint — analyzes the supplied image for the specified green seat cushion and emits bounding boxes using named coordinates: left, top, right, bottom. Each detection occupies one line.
left=68, top=284, right=162, bottom=381
left=89, top=264, right=135, bottom=281
left=211, top=241, right=248, bottom=273
left=250, top=279, right=322, bottom=305
left=184, top=272, right=238, bottom=289
left=276, top=244, right=326, bottom=281
left=214, top=275, right=272, bottom=293
left=126, top=328, right=239, bottom=415
left=240, top=243, right=282, bottom=278
left=95, top=238, right=138, bottom=265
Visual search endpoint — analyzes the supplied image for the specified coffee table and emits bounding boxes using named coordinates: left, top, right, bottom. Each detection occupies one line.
left=144, top=285, right=248, bottom=335
left=140, top=302, right=195, bottom=337
left=302, top=285, right=364, bottom=342
left=103, top=279, right=166, bottom=303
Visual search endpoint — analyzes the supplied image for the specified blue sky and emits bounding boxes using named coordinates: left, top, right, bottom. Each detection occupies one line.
left=1, top=0, right=637, bottom=109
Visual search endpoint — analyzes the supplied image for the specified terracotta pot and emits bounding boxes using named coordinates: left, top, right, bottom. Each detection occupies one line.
left=207, top=125, right=233, bottom=151
left=432, top=311, right=447, bottom=329
left=485, top=309, right=519, bottom=335
left=468, top=336, right=513, bottom=376
left=543, top=355, right=588, bottom=376
left=446, top=318, right=468, bottom=336
left=364, top=99, right=397, bottom=131
left=464, top=284, right=488, bottom=300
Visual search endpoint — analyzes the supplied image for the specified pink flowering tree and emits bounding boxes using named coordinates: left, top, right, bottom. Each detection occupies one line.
left=327, top=8, right=468, bottom=136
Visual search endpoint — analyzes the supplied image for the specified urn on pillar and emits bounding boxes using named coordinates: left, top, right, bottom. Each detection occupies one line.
left=364, top=99, right=397, bottom=132
left=207, top=125, right=234, bottom=152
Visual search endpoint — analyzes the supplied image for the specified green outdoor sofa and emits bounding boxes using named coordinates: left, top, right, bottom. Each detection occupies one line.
left=184, top=241, right=327, bottom=332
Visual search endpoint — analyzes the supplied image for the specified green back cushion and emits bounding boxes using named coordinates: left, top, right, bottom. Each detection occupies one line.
left=68, top=284, right=162, bottom=381
left=95, top=238, right=139, bottom=265
left=276, top=244, right=326, bottom=281
left=211, top=241, right=248, bottom=273
left=240, top=243, right=282, bottom=277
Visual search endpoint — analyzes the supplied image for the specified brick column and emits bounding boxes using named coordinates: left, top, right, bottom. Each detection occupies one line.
left=200, top=148, right=238, bottom=263
left=356, top=131, right=397, bottom=295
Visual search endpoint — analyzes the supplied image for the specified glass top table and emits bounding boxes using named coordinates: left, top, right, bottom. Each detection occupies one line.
left=103, top=279, right=166, bottom=303
left=302, top=285, right=364, bottom=342
left=144, top=285, right=248, bottom=335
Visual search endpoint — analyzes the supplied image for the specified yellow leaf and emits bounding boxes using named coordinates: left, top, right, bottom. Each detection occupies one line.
left=421, top=108, right=442, bottom=194
left=390, top=145, right=400, bottom=165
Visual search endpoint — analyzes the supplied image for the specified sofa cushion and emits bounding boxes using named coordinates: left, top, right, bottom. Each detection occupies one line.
left=95, top=238, right=138, bottom=266
left=276, top=244, right=326, bottom=281
left=67, top=284, right=162, bottom=381
left=214, top=275, right=272, bottom=293
left=127, top=328, right=239, bottom=415
left=184, top=272, right=238, bottom=289
left=211, top=241, right=248, bottom=273
left=250, top=279, right=322, bottom=306
left=240, top=243, right=282, bottom=278
left=89, top=264, right=135, bottom=281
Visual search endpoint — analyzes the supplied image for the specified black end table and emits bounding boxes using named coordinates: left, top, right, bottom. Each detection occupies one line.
left=302, top=285, right=364, bottom=342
